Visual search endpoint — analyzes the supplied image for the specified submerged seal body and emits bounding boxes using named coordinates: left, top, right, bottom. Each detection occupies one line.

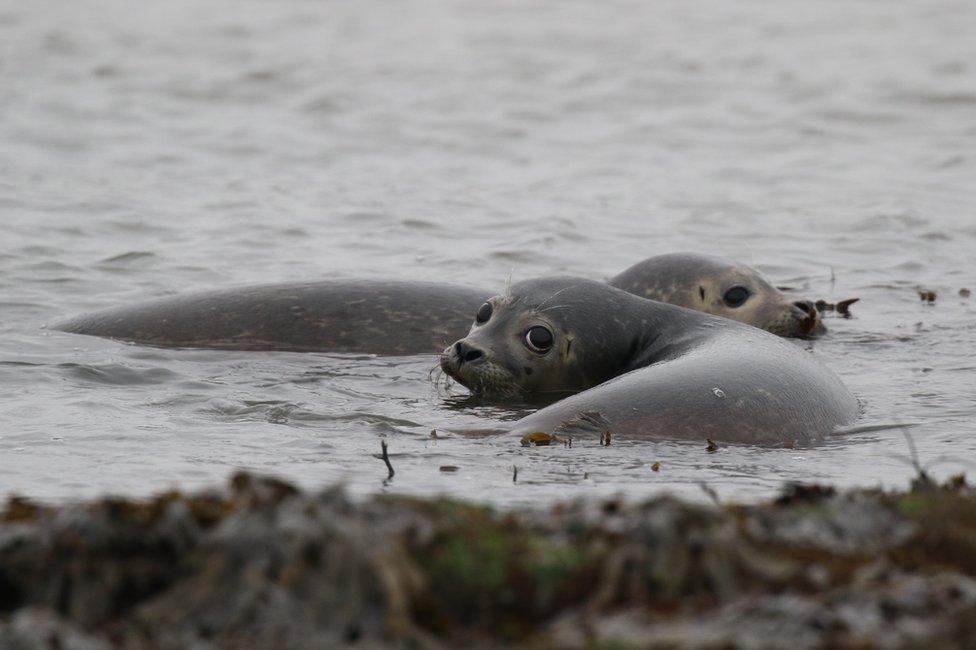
left=441, top=277, right=857, bottom=446
left=58, top=281, right=486, bottom=355
left=56, top=253, right=823, bottom=354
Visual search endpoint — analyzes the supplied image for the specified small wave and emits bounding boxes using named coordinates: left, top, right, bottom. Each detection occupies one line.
left=59, top=362, right=181, bottom=386
left=885, top=89, right=976, bottom=106
left=849, top=213, right=929, bottom=232
left=815, top=107, right=905, bottom=125
left=202, top=399, right=351, bottom=425
left=325, top=412, right=425, bottom=431
left=204, top=399, right=297, bottom=423
left=399, top=218, right=441, bottom=231
left=489, top=250, right=547, bottom=264
left=300, top=94, right=351, bottom=115
left=834, top=422, right=920, bottom=437
left=98, top=251, right=157, bottom=265
left=341, top=211, right=391, bottom=224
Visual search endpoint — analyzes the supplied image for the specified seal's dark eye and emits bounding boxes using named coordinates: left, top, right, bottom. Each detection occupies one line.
left=723, top=286, right=750, bottom=308
left=524, top=326, right=554, bottom=353
left=475, top=302, right=492, bottom=324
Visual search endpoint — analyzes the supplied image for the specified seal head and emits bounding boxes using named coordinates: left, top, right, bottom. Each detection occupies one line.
left=609, top=253, right=821, bottom=337
left=439, top=277, right=688, bottom=397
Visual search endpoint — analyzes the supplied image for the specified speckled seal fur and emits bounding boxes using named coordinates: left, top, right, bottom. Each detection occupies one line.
left=609, top=253, right=821, bottom=338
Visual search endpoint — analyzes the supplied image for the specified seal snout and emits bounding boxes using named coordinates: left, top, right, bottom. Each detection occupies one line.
left=790, top=299, right=821, bottom=336
left=439, top=337, right=521, bottom=397
left=438, top=338, right=488, bottom=380
left=792, top=300, right=816, bottom=316
left=453, top=340, right=485, bottom=364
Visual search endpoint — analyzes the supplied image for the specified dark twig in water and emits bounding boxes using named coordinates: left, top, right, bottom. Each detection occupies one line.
left=900, top=426, right=934, bottom=490
left=706, top=439, right=718, bottom=453
left=897, top=429, right=976, bottom=489
left=512, top=465, right=518, bottom=483
left=836, top=297, right=859, bottom=316
left=901, top=426, right=922, bottom=474
left=374, top=440, right=395, bottom=480
left=814, top=297, right=859, bottom=318
left=699, top=481, right=720, bottom=504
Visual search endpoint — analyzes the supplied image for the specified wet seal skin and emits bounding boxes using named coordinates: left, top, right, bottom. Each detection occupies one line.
left=440, top=277, right=857, bottom=446
left=55, top=253, right=824, bottom=354
left=608, top=252, right=822, bottom=338
left=57, top=281, right=488, bottom=355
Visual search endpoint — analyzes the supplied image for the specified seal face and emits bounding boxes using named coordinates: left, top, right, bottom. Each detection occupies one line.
left=443, top=277, right=858, bottom=445
left=609, top=253, right=821, bottom=337
left=440, top=277, right=690, bottom=397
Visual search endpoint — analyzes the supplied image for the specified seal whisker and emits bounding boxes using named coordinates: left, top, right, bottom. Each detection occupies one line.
left=535, top=285, right=584, bottom=311
left=428, top=362, right=458, bottom=394
left=536, top=304, right=569, bottom=313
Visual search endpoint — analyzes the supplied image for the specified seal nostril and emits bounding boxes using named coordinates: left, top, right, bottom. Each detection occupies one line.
left=793, top=300, right=815, bottom=315
left=454, top=340, right=484, bottom=364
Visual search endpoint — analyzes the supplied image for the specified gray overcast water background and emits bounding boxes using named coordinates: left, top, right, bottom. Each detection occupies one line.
left=1, top=0, right=975, bottom=506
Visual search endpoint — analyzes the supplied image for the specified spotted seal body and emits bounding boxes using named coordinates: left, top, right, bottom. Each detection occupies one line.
left=57, top=281, right=486, bottom=355
left=56, top=254, right=823, bottom=354
left=441, top=277, right=857, bottom=446
left=609, top=253, right=820, bottom=337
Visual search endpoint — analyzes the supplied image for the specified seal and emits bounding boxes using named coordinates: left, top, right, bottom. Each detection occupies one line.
left=55, top=253, right=823, bottom=354
left=608, top=253, right=820, bottom=337
left=440, top=277, right=857, bottom=446
left=57, top=281, right=487, bottom=355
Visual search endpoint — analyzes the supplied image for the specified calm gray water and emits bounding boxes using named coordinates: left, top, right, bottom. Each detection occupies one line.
left=2, top=0, right=975, bottom=506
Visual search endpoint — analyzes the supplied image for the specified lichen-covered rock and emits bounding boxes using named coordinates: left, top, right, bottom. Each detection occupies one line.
left=2, top=473, right=976, bottom=648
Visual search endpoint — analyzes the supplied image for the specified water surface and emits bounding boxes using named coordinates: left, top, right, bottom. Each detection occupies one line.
left=2, top=0, right=975, bottom=505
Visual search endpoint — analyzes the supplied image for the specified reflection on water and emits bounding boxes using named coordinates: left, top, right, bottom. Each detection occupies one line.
left=1, top=0, right=975, bottom=505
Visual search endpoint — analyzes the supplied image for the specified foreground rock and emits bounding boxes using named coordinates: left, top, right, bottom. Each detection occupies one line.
left=2, top=474, right=976, bottom=649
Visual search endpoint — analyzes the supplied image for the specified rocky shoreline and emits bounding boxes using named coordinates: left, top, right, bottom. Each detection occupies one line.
left=3, top=473, right=976, bottom=649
